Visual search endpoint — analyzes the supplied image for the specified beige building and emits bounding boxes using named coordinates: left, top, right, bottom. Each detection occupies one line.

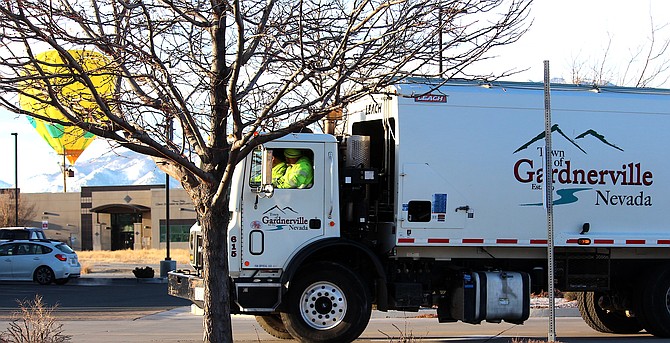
left=11, top=185, right=196, bottom=251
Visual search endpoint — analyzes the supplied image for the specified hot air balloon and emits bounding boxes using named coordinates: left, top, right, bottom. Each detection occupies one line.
left=19, top=49, right=114, bottom=165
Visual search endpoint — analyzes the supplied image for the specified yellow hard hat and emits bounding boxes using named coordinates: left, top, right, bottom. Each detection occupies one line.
left=284, top=148, right=302, bottom=158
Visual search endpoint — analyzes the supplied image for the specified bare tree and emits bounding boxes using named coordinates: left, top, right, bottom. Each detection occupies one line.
left=569, top=14, right=670, bottom=87
left=0, top=193, right=36, bottom=227
left=0, top=0, right=531, bottom=341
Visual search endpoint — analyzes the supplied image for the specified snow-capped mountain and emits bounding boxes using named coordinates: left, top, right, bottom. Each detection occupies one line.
left=9, top=143, right=173, bottom=193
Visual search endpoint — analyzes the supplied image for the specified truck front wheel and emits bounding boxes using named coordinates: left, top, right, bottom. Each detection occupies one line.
left=281, top=263, right=371, bottom=343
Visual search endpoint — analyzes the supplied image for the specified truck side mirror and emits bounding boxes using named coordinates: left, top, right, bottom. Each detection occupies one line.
left=254, top=148, right=275, bottom=198
left=261, top=148, right=273, bottom=186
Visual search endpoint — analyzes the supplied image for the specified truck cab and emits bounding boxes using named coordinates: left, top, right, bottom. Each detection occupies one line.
left=226, top=134, right=342, bottom=309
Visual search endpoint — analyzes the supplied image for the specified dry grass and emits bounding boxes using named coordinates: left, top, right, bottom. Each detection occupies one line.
left=77, top=248, right=190, bottom=265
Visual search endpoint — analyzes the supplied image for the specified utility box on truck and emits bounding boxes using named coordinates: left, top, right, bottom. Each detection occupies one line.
left=449, top=271, right=531, bottom=324
left=170, top=79, right=670, bottom=342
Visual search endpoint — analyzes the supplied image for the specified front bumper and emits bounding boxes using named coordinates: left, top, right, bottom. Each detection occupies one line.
left=168, top=270, right=204, bottom=308
left=168, top=271, right=282, bottom=314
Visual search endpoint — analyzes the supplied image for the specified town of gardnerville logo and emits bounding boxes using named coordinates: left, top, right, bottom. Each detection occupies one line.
left=513, top=124, right=652, bottom=207
left=261, top=205, right=309, bottom=230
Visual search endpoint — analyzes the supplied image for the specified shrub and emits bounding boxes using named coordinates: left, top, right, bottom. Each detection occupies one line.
left=0, top=295, right=71, bottom=343
left=562, top=292, right=579, bottom=301
left=132, top=266, right=155, bottom=278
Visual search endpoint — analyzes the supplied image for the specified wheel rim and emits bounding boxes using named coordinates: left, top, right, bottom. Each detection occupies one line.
left=36, top=267, right=51, bottom=284
left=299, top=281, right=347, bottom=330
left=666, top=286, right=670, bottom=313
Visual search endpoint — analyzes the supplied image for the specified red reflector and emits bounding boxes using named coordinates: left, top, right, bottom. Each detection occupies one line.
left=55, top=254, right=67, bottom=261
left=577, top=238, right=592, bottom=245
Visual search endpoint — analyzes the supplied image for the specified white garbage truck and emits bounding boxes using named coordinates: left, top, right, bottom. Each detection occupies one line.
left=169, top=79, right=670, bottom=342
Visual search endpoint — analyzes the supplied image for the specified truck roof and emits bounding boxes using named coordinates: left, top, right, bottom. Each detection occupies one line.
left=392, top=78, right=670, bottom=97
left=269, top=132, right=337, bottom=143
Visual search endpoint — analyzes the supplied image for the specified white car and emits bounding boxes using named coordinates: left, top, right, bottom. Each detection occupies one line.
left=0, top=240, right=81, bottom=285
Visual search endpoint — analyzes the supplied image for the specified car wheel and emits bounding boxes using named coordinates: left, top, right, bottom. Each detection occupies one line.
left=255, top=314, right=293, bottom=339
left=281, top=262, right=371, bottom=343
left=34, top=266, right=55, bottom=285
left=54, top=278, right=69, bottom=285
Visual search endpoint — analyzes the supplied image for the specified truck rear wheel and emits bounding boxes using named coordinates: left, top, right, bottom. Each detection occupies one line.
left=281, top=263, right=371, bottom=343
left=635, top=267, right=670, bottom=337
left=576, top=291, right=641, bottom=334
left=255, top=314, right=293, bottom=339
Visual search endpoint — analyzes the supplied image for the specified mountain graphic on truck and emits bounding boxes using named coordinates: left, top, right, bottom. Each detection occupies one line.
left=263, top=205, right=298, bottom=215
left=514, top=124, right=624, bottom=207
left=513, top=124, right=623, bottom=154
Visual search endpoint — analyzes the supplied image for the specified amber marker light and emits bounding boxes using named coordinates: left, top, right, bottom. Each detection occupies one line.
left=577, top=238, right=592, bottom=245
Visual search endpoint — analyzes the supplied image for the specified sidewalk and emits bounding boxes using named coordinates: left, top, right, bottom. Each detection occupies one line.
left=73, top=261, right=192, bottom=284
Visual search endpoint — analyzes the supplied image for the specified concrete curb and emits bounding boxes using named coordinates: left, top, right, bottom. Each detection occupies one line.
left=71, top=277, right=168, bottom=286
left=530, top=307, right=580, bottom=317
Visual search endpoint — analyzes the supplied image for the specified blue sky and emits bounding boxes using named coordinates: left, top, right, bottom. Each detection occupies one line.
left=2, top=0, right=669, bottom=188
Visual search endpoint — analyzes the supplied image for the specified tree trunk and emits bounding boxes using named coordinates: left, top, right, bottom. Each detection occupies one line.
left=199, top=193, right=233, bottom=342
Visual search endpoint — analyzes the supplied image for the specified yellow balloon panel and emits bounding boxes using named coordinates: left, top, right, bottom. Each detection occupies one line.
left=19, top=50, right=114, bottom=165
left=26, top=116, right=95, bottom=164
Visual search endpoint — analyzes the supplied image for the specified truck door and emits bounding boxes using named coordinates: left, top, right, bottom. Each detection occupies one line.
left=240, top=143, right=326, bottom=269
left=400, top=163, right=468, bottom=230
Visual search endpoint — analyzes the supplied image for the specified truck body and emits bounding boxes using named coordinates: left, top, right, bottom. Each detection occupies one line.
left=169, top=79, right=670, bottom=342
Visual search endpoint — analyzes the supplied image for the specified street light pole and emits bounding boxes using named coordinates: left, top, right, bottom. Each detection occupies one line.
left=165, top=170, right=170, bottom=261
left=165, top=117, right=173, bottom=261
left=62, top=149, right=67, bottom=193
left=11, top=133, right=18, bottom=226
left=159, top=118, right=176, bottom=278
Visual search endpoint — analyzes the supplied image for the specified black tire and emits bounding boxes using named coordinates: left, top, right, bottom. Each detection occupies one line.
left=34, top=266, right=55, bottom=285
left=255, top=315, right=293, bottom=340
left=635, top=267, right=670, bottom=337
left=281, top=263, right=371, bottom=343
left=54, top=278, right=69, bottom=285
left=576, top=291, right=641, bottom=334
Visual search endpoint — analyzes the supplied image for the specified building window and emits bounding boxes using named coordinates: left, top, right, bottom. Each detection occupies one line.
left=159, top=219, right=196, bottom=242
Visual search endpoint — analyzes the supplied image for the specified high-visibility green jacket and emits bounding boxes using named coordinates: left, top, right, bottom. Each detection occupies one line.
left=271, top=162, right=287, bottom=184
left=276, top=157, right=313, bottom=189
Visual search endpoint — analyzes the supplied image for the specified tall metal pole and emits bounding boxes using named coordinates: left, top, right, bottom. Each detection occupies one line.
left=11, top=133, right=18, bottom=227
left=160, top=118, right=176, bottom=278
left=165, top=171, right=170, bottom=260
left=438, top=10, right=443, bottom=74
left=543, top=60, right=557, bottom=342
left=165, top=118, right=172, bottom=261
left=62, top=149, right=67, bottom=193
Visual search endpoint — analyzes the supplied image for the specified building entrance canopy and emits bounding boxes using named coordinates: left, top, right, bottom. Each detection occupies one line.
left=90, top=204, right=151, bottom=214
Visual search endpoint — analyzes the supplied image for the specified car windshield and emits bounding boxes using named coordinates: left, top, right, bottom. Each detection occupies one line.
left=55, top=243, right=75, bottom=254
